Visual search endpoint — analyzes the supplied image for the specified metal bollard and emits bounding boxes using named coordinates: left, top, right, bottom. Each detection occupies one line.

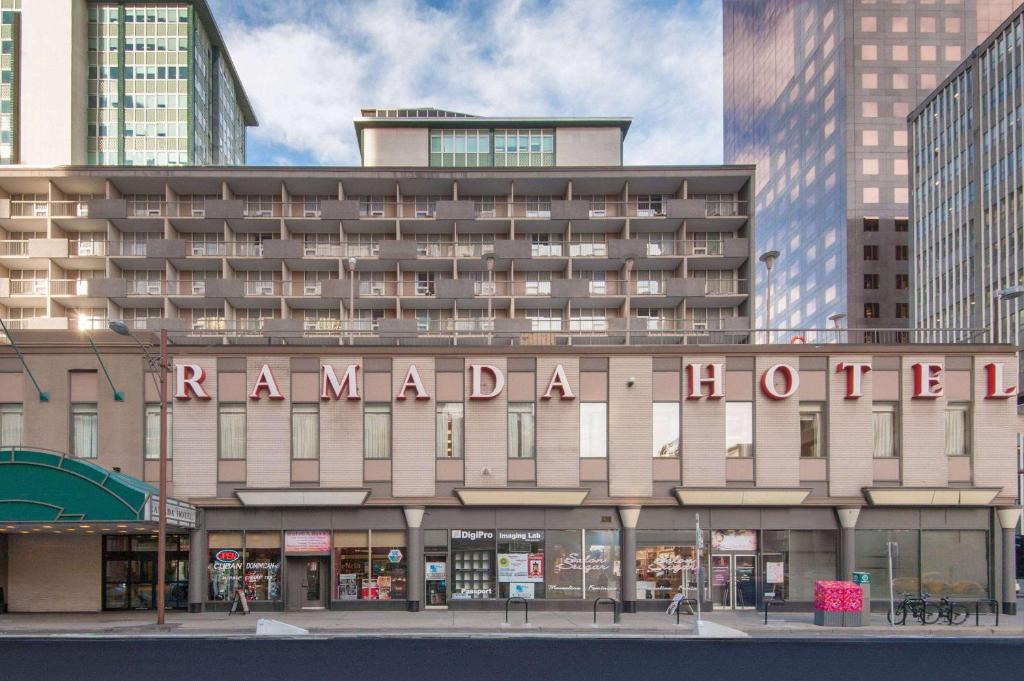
left=975, top=599, right=999, bottom=627
left=505, top=597, right=528, bottom=625
left=593, top=597, right=619, bottom=625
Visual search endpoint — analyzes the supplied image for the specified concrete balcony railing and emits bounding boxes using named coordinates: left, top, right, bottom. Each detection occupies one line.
left=243, top=281, right=283, bottom=296
left=703, top=279, right=750, bottom=295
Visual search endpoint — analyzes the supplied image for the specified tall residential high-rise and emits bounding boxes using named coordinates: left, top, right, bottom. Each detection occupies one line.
left=1, top=0, right=256, bottom=167
left=910, top=3, right=1024, bottom=347
left=724, top=0, right=1020, bottom=336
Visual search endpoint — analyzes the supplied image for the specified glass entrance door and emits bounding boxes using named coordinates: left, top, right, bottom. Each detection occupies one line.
left=425, top=554, right=448, bottom=607
left=734, top=554, right=757, bottom=609
left=710, top=555, right=732, bottom=607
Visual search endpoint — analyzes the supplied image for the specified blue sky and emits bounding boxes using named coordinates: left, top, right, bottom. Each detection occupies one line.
left=208, top=0, right=724, bottom=167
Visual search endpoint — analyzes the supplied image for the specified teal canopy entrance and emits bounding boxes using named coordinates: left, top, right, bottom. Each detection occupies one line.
left=0, top=448, right=156, bottom=523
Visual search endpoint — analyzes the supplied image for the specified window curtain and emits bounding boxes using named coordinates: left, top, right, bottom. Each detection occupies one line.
left=436, top=404, right=463, bottom=458
left=0, top=407, right=22, bottom=447
left=872, top=410, right=895, bottom=458
left=507, top=404, right=535, bottom=458
left=72, top=406, right=97, bottom=458
left=944, top=407, right=967, bottom=456
left=292, top=406, right=319, bottom=459
left=219, top=406, right=246, bottom=459
left=364, top=406, right=390, bottom=459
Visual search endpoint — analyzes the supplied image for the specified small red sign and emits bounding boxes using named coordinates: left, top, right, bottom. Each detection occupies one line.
left=215, top=549, right=240, bottom=563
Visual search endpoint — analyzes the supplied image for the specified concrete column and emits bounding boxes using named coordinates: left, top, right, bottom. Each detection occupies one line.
left=618, top=506, right=641, bottom=613
left=188, top=523, right=207, bottom=613
left=997, top=508, right=1021, bottom=615
left=404, top=507, right=425, bottom=612
left=835, top=507, right=861, bottom=581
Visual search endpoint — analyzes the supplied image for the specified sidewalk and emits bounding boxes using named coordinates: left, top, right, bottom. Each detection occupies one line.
left=0, top=605, right=1020, bottom=638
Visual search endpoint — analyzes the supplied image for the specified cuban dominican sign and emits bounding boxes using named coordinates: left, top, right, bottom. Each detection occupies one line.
left=171, top=360, right=1018, bottom=403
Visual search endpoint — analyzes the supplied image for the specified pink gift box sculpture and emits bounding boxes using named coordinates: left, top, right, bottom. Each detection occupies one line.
left=814, top=580, right=863, bottom=612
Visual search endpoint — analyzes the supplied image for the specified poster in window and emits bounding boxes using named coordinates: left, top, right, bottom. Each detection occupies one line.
left=337, top=574, right=358, bottom=600
left=509, top=582, right=535, bottom=599
left=711, top=530, right=757, bottom=551
left=527, top=553, right=544, bottom=580
left=766, top=562, right=785, bottom=585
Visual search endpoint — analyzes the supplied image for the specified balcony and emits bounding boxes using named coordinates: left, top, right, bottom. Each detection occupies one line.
left=10, top=200, right=90, bottom=218
left=357, top=281, right=399, bottom=297
left=243, top=281, right=283, bottom=297
left=107, top=241, right=150, bottom=257
left=9, top=279, right=89, bottom=296
left=0, top=240, right=27, bottom=256
left=127, top=200, right=167, bottom=218
left=703, top=279, right=749, bottom=295
left=299, top=242, right=344, bottom=258
left=187, top=242, right=227, bottom=257
left=705, top=200, right=748, bottom=217
left=224, top=242, right=264, bottom=257
left=69, top=240, right=107, bottom=257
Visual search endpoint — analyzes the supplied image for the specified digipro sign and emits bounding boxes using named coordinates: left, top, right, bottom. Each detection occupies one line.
left=172, top=361, right=1018, bottom=403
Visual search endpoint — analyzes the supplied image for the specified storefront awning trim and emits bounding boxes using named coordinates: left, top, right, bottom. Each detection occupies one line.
left=455, top=488, right=590, bottom=507
left=672, top=488, right=812, bottom=506
left=235, top=488, right=370, bottom=507
left=862, top=487, right=1001, bottom=506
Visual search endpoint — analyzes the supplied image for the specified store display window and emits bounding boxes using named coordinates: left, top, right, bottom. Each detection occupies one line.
left=208, top=531, right=243, bottom=601
left=243, top=532, right=281, bottom=602
left=496, top=530, right=544, bottom=599
left=333, top=530, right=408, bottom=600
left=635, top=530, right=700, bottom=600
left=450, top=529, right=496, bottom=599
left=371, top=530, right=408, bottom=600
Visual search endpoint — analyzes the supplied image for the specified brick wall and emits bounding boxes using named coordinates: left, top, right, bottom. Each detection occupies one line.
left=173, top=357, right=217, bottom=498
left=901, top=356, right=948, bottom=486
left=392, top=357, right=436, bottom=496
left=319, top=356, right=363, bottom=487
left=609, top=356, right=652, bottom=496
left=827, top=356, right=874, bottom=496
left=754, top=355, right=800, bottom=487
left=682, top=355, right=727, bottom=486
left=246, top=357, right=291, bottom=487
left=465, top=357, right=507, bottom=486
left=972, top=354, right=1018, bottom=497
left=536, top=357, right=579, bottom=487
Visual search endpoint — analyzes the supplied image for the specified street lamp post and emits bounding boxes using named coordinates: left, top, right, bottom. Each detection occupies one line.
left=827, top=312, right=846, bottom=344
left=109, top=321, right=169, bottom=626
left=348, top=256, right=357, bottom=344
left=996, top=285, right=1024, bottom=344
left=759, top=250, right=780, bottom=344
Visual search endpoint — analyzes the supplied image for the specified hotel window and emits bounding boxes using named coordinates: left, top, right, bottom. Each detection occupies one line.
left=864, top=274, right=879, bottom=290
left=429, top=129, right=491, bottom=167
left=580, top=402, right=608, bottom=458
left=218, top=403, right=246, bottom=460
left=944, top=403, right=970, bottom=457
left=863, top=217, right=879, bottom=232
left=653, top=403, right=680, bottom=458
left=895, top=303, right=908, bottom=319
left=364, top=404, right=391, bottom=459
left=415, top=271, right=436, bottom=296
left=508, top=403, right=536, bottom=459
left=71, top=403, right=98, bottom=459
left=864, top=245, right=879, bottom=261
left=291, top=404, right=319, bottom=460
left=872, top=403, right=899, bottom=458
left=896, top=274, right=909, bottom=289
left=524, top=271, right=552, bottom=296
left=895, top=245, right=908, bottom=261
left=0, top=403, right=22, bottom=447
left=799, top=403, right=825, bottom=458
left=144, top=403, right=173, bottom=460
left=436, top=403, right=464, bottom=459
left=864, top=303, right=880, bottom=318
left=726, top=402, right=753, bottom=457
left=494, top=128, right=553, bottom=167
left=894, top=218, right=908, bottom=233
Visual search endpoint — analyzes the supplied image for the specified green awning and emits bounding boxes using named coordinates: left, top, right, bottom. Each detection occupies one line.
left=0, top=448, right=157, bottom=523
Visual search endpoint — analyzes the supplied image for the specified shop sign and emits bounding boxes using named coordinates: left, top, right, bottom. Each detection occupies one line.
left=215, top=549, right=241, bottom=563
left=647, top=552, right=696, bottom=575
left=388, top=549, right=403, bottom=564
left=496, top=530, right=544, bottom=542
left=284, top=530, right=331, bottom=554
left=450, top=529, right=495, bottom=549
left=146, top=496, right=197, bottom=528
left=509, top=583, right=535, bottom=599
left=711, top=530, right=757, bottom=551
left=173, top=360, right=1018, bottom=403
left=766, top=561, right=785, bottom=584
left=425, top=562, right=446, bottom=580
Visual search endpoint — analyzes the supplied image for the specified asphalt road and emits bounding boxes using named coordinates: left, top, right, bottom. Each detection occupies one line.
left=1, top=637, right=1021, bottom=681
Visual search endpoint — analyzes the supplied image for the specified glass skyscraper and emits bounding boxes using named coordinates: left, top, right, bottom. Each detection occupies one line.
left=724, top=0, right=1019, bottom=334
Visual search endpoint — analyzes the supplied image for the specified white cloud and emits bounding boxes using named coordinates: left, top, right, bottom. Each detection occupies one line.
left=214, top=0, right=723, bottom=166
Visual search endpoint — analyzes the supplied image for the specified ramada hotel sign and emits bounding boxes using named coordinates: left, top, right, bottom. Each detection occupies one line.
left=171, top=361, right=1018, bottom=403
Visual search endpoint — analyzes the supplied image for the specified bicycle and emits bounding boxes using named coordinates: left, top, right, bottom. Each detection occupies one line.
left=887, top=592, right=928, bottom=625
left=926, top=595, right=969, bottom=625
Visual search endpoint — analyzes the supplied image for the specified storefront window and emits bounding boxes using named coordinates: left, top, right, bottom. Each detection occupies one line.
left=243, top=532, right=281, bottom=602
left=921, top=530, right=988, bottom=597
left=762, top=530, right=837, bottom=602
left=333, top=530, right=408, bottom=600
left=546, top=529, right=620, bottom=599
left=371, top=530, right=408, bottom=600
left=207, top=531, right=244, bottom=601
left=104, top=534, right=188, bottom=611
left=497, top=530, right=545, bottom=599
left=856, top=529, right=920, bottom=600
left=635, top=530, right=699, bottom=600
left=451, top=529, right=496, bottom=600
left=334, top=531, right=368, bottom=601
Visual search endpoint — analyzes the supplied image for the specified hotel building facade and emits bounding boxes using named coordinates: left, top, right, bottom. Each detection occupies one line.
left=0, top=110, right=1018, bottom=615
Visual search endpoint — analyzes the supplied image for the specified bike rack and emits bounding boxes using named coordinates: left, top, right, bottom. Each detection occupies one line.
left=675, top=599, right=698, bottom=625
left=505, top=596, right=528, bottom=625
left=974, top=599, right=999, bottom=627
left=593, top=597, right=620, bottom=625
